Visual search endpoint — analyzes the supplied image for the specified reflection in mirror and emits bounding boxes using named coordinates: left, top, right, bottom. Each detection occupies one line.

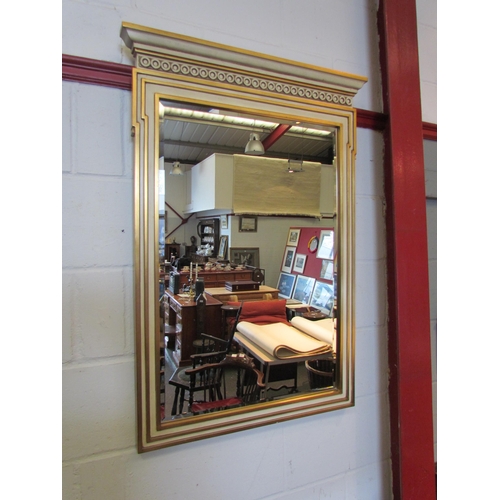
left=157, top=103, right=339, bottom=422
left=121, top=22, right=364, bottom=451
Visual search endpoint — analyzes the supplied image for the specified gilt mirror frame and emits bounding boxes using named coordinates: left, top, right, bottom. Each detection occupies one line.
left=121, top=22, right=366, bottom=452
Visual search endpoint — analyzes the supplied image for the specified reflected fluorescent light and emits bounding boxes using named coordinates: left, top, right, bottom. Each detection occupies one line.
left=159, top=103, right=332, bottom=137
left=244, top=133, right=265, bottom=155
left=169, top=161, right=183, bottom=175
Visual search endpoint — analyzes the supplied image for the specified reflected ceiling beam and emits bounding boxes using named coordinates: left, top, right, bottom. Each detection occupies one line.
left=262, top=124, right=292, bottom=150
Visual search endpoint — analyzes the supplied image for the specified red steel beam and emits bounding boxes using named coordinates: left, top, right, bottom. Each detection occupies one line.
left=261, top=124, right=292, bottom=149
left=378, top=0, right=436, bottom=498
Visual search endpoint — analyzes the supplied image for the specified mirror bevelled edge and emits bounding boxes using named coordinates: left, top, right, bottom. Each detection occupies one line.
left=121, top=22, right=366, bottom=452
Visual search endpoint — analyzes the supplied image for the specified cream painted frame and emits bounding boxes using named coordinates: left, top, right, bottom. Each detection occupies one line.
left=121, top=22, right=365, bottom=452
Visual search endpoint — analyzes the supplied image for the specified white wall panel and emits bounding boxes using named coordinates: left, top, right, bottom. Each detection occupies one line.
left=73, top=269, right=128, bottom=358
left=424, top=139, right=437, bottom=460
left=62, top=82, right=72, bottom=173
left=355, top=325, right=389, bottom=398
left=355, top=259, right=388, bottom=329
left=62, top=176, right=134, bottom=268
left=345, top=459, right=392, bottom=500
left=62, top=271, right=74, bottom=364
left=417, top=0, right=437, bottom=123
left=62, top=360, right=136, bottom=461
left=355, top=129, right=385, bottom=198
left=72, top=84, right=132, bottom=177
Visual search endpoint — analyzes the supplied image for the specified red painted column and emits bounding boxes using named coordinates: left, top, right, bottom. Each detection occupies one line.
left=377, top=1, right=436, bottom=498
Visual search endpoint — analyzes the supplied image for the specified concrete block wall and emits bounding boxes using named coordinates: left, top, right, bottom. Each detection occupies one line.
left=62, top=0, right=436, bottom=498
left=424, top=139, right=437, bottom=460
left=416, top=0, right=437, bottom=124
left=62, top=79, right=391, bottom=499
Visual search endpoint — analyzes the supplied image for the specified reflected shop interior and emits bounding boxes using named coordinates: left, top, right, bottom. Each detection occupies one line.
left=158, top=101, right=339, bottom=421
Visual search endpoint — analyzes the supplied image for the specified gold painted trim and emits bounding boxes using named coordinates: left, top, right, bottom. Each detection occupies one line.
left=126, top=26, right=362, bottom=452
left=135, top=52, right=357, bottom=105
left=136, top=68, right=356, bottom=119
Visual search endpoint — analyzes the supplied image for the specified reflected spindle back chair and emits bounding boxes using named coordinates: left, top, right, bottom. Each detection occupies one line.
left=185, top=354, right=265, bottom=414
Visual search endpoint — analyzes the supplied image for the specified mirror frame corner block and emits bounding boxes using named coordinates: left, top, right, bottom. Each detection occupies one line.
left=120, top=21, right=367, bottom=452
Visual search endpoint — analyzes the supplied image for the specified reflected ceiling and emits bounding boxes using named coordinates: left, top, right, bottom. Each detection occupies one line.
left=159, top=101, right=335, bottom=165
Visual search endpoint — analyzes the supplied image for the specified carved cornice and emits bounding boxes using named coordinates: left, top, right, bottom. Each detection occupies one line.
left=137, top=53, right=354, bottom=106
left=120, top=22, right=368, bottom=107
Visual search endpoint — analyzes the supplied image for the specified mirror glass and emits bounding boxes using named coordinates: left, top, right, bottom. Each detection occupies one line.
left=157, top=101, right=339, bottom=422
left=121, top=22, right=362, bottom=451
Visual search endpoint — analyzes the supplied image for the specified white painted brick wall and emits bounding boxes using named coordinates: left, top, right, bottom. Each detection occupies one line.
left=417, top=0, right=437, bottom=123
left=62, top=79, right=392, bottom=500
left=424, top=139, right=437, bottom=460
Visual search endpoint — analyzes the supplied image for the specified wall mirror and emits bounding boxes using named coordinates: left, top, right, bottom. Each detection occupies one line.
left=121, top=22, right=366, bottom=452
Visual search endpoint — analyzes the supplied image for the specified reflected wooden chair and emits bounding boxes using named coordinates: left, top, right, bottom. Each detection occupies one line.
left=193, top=303, right=242, bottom=359
left=168, top=306, right=243, bottom=416
left=185, top=354, right=265, bottom=414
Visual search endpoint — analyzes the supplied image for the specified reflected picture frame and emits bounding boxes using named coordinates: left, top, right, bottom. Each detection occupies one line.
left=287, top=228, right=301, bottom=246
left=320, top=259, right=334, bottom=280
left=293, top=253, right=307, bottom=273
left=281, top=246, right=296, bottom=273
left=309, top=281, right=336, bottom=316
left=239, top=215, right=257, bottom=232
left=277, top=272, right=296, bottom=299
left=218, top=235, right=228, bottom=259
left=229, top=247, right=260, bottom=267
left=317, top=230, right=334, bottom=260
left=292, top=275, right=316, bottom=304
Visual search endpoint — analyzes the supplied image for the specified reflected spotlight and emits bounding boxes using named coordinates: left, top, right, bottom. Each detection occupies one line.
left=244, top=133, right=265, bottom=155
left=169, top=161, right=183, bottom=175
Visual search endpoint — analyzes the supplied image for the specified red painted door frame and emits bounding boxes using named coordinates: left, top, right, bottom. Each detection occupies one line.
left=378, top=1, right=436, bottom=498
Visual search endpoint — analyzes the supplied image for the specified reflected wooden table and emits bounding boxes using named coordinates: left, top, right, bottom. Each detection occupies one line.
left=233, top=331, right=334, bottom=400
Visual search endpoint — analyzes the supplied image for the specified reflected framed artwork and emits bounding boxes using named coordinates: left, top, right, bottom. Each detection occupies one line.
left=320, top=260, right=334, bottom=280
left=292, top=275, right=315, bottom=304
left=287, top=228, right=300, bottom=246
left=317, top=230, right=334, bottom=260
left=277, top=272, right=296, bottom=298
left=218, top=236, right=228, bottom=259
left=293, top=253, right=307, bottom=273
left=229, top=247, right=260, bottom=267
left=239, top=216, right=257, bottom=232
left=309, top=281, right=336, bottom=316
left=281, top=246, right=296, bottom=273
